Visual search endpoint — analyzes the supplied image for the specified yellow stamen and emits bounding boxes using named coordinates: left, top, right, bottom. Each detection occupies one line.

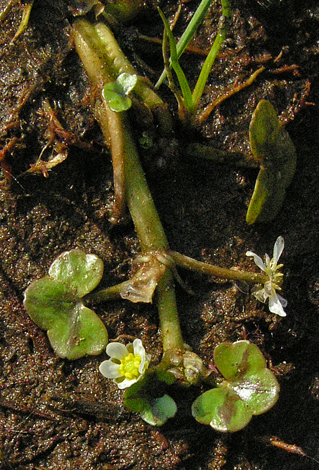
left=118, top=353, right=142, bottom=380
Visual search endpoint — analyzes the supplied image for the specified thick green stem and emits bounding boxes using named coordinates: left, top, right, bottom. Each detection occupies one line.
left=121, top=117, right=169, bottom=251
left=73, top=18, right=172, bottom=136
left=73, top=18, right=184, bottom=353
left=156, top=270, right=184, bottom=352
left=122, top=116, right=184, bottom=352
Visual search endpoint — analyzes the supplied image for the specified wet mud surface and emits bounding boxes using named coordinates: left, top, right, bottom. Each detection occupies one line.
left=1, top=0, right=319, bottom=468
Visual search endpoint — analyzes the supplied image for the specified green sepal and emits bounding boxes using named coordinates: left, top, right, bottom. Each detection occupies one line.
left=123, top=375, right=151, bottom=413
left=156, top=369, right=176, bottom=385
left=123, top=370, right=177, bottom=426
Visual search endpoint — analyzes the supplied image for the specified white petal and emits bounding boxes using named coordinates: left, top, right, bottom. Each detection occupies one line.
left=99, top=360, right=121, bottom=378
left=269, top=293, right=287, bottom=317
left=252, top=285, right=268, bottom=303
left=132, top=339, right=149, bottom=373
left=264, top=253, right=271, bottom=266
left=246, top=251, right=266, bottom=272
left=263, top=280, right=274, bottom=297
left=133, top=339, right=145, bottom=357
left=116, top=377, right=137, bottom=389
left=106, top=342, right=128, bottom=360
left=273, top=236, right=284, bottom=265
left=277, top=293, right=288, bottom=308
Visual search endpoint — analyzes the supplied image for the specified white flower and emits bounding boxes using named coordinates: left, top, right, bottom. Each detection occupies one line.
left=246, top=236, right=287, bottom=317
left=99, top=339, right=150, bottom=389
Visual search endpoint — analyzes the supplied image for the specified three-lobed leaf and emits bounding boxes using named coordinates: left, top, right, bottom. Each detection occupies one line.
left=192, top=340, right=280, bottom=432
left=23, top=250, right=108, bottom=360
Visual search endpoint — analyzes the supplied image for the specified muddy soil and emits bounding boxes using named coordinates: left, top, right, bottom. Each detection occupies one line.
left=1, top=0, right=319, bottom=469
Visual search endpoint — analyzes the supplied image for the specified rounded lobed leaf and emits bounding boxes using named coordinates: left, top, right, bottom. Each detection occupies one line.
left=102, top=73, right=137, bottom=113
left=247, top=100, right=297, bottom=224
left=23, top=276, right=77, bottom=330
left=192, top=388, right=252, bottom=433
left=232, top=368, right=280, bottom=415
left=117, top=72, right=137, bottom=95
left=102, top=86, right=132, bottom=112
left=140, top=394, right=177, bottom=426
left=47, top=303, right=108, bottom=360
left=214, top=340, right=267, bottom=381
left=49, top=249, right=104, bottom=298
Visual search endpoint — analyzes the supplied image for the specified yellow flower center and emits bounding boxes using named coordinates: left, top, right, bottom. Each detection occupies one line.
left=118, top=353, right=142, bottom=380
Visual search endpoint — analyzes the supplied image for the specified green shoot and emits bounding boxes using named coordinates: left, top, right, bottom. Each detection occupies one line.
left=102, top=72, right=138, bottom=112
left=157, top=0, right=231, bottom=123
left=156, top=0, right=215, bottom=88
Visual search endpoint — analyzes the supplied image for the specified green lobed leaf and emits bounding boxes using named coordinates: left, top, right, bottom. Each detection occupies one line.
left=49, top=249, right=104, bottom=298
left=103, top=87, right=132, bottom=112
left=23, top=276, right=78, bottom=330
left=140, top=394, right=177, bottom=426
left=192, top=341, right=280, bottom=432
left=47, top=303, right=108, bottom=360
left=102, top=73, right=137, bottom=112
left=192, top=388, right=252, bottom=432
left=214, top=340, right=266, bottom=381
left=117, top=72, right=137, bottom=95
left=232, top=368, right=280, bottom=415
left=246, top=100, right=297, bottom=224
left=23, top=250, right=108, bottom=359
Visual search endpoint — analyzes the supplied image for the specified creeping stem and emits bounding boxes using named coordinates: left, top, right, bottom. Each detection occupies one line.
left=169, top=251, right=266, bottom=284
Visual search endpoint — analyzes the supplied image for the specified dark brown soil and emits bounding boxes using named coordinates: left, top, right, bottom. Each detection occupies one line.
left=1, top=0, right=319, bottom=469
